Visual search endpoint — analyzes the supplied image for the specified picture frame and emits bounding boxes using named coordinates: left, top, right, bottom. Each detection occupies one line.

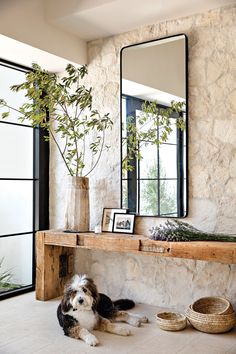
left=102, top=208, right=127, bottom=232
left=112, top=213, right=135, bottom=234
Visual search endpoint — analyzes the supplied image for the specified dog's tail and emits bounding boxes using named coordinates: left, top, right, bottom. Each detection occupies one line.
left=113, top=299, right=135, bottom=311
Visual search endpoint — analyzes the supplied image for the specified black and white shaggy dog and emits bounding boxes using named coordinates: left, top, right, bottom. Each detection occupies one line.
left=57, top=274, right=148, bottom=346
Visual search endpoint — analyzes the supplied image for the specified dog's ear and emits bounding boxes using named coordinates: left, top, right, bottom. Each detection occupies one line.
left=61, top=293, right=72, bottom=313
left=86, top=278, right=99, bottom=311
left=92, top=292, right=100, bottom=312
left=61, top=281, right=74, bottom=313
left=92, top=289, right=99, bottom=311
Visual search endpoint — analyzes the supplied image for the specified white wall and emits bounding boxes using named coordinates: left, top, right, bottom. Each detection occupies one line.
left=0, top=0, right=87, bottom=65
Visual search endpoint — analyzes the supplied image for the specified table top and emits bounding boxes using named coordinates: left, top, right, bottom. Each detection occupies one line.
left=37, top=230, right=236, bottom=264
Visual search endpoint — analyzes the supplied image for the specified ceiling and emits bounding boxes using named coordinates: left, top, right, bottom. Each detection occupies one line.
left=0, top=0, right=234, bottom=71
left=0, top=35, right=78, bottom=72
left=45, top=0, right=236, bottom=41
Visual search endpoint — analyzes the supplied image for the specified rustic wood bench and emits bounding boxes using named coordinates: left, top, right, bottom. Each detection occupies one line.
left=36, top=230, right=236, bottom=300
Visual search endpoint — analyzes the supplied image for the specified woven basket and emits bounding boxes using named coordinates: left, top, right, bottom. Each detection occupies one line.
left=186, top=306, right=236, bottom=334
left=156, top=312, right=187, bottom=331
left=192, top=297, right=234, bottom=315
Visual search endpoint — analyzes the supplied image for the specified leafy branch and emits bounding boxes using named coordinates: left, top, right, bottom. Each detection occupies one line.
left=122, top=100, right=185, bottom=171
left=0, top=63, right=113, bottom=177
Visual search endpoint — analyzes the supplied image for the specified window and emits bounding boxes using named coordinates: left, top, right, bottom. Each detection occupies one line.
left=0, top=59, right=49, bottom=299
left=121, top=95, right=186, bottom=217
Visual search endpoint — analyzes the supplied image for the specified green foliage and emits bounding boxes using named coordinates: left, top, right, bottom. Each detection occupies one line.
left=0, top=257, right=12, bottom=285
left=0, top=63, right=113, bottom=176
left=122, top=100, right=185, bottom=171
left=0, top=258, right=21, bottom=292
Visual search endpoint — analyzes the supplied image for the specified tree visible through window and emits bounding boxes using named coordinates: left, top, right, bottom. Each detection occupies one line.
left=121, top=95, right=186, bottom=217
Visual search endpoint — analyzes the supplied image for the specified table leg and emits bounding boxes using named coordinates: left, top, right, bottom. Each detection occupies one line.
left=36, top=231, right=74, bottom=300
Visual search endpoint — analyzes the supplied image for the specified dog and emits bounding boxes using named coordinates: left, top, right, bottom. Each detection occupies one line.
left=57, top=274, right=148, bottom=346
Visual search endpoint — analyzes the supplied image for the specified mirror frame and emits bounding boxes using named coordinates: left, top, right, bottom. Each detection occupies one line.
left=120, top=33, right=188, bottom=217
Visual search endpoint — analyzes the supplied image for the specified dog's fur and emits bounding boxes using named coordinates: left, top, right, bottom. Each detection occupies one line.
left=57, top=274, right=148, bottom=346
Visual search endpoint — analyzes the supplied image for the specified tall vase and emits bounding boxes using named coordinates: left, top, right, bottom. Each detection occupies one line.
left=64, top=176, right=90, bottom=232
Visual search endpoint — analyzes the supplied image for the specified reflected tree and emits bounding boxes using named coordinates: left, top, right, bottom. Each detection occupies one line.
left=141, top=161, right=176, bottom=215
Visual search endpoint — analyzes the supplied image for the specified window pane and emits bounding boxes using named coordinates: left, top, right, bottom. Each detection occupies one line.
left=139, top=143, right=157, bottom=179
left=184, top=146, right=187, bottom=179
left=122, top=98, right=127, bottom=138
left=0, top=65, right=28, bottom=125
left=159, top=117, right=177, bottom=144
left=122, top=180, right=128, bottom=209
left=122, top=138, right=128, bottom=179
left=0, top=234, right=32, bottom=293
left=0, top=181, right=33, bottom=235
left=184, top=178, right=187, bottom=215
left=140, top=180, right=158, bottom=215
left=159, top=144, right=177, bottom=178
left=0, top=124, right=33, bottom=178
left=183, top=113, right=186, bottom=146
left=160, top=180, right=177, bottom=215
left=136, top=109, right=155, bottom=134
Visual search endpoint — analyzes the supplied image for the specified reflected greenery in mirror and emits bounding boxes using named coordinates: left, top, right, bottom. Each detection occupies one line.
left=122, top=100, right=185, bottom=171
left=121, top=34, right=188, bottom=217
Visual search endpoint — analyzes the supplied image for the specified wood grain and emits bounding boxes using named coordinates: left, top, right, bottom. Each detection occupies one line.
left=41, top=230, right=236, bottom=264
left=45, top=232, right=77, bottom=247
left=36, top=230, right=236, bottom=301
left=82, top=233, right=140, bottom=252
left=36, top=231, right=74, bottom=300
left=64, top=176, right=89, bottom=232
left=169, top=241, right=236, bottom=264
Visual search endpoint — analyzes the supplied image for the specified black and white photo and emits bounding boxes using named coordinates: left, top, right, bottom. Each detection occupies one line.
left=102, top=208, right=127, bottom=232
left=112, top=213, right=135, bottom=234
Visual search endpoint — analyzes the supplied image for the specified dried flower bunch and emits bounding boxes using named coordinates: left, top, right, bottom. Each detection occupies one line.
left=149, top=220, right=236, bottom=242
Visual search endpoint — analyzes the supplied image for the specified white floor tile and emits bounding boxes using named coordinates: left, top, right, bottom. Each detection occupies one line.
left=0, top=292, right=235, bottom=354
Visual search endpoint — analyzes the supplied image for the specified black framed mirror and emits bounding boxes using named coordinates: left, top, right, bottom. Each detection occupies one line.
left=120, top=34, right=188, bottom=217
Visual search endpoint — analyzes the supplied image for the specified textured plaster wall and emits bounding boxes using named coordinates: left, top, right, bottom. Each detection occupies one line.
left=50, top=5, right=236, bottom=308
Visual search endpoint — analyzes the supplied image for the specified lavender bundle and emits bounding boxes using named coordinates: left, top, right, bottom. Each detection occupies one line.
left=149, top=220, right=236, bottom=242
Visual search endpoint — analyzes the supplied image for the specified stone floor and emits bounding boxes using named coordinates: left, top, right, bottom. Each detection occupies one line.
left=0, top=292, right=235, bottom=354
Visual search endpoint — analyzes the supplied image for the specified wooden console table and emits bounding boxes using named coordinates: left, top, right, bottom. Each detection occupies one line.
left=36, top=230, right=236, bottom=301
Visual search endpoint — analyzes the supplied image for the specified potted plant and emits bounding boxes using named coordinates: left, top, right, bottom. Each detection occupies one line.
left=0, top=63, right=112, bottom=232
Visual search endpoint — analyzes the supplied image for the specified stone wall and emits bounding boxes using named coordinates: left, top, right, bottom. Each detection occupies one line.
left=50, top=5, right=236, bottom=308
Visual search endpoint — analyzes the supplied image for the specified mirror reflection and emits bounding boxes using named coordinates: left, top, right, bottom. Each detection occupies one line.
left=121, top=34, right=188, bottom=217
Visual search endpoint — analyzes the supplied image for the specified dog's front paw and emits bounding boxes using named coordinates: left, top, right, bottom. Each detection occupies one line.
left=129, top=318, right=141, bottom=327
left=85, top=333, right=99, bottom=346
left=117, top=327, right=131, bottom=336
left=139, top=315, right=149, bottom=323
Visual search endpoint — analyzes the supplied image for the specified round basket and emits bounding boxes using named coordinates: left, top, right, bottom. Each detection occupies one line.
left=156, top=312, right=187, bottom=331
left=192, top=297, right=234, bottom=315
left=186, top=306, right=236, bottom=334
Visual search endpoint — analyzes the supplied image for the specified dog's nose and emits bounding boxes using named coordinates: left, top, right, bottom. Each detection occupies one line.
left=78, top=298, right=84, bottom=304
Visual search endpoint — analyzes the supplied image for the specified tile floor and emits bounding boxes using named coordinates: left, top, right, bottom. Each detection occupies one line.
left=0, top=292, right=235, bottom=354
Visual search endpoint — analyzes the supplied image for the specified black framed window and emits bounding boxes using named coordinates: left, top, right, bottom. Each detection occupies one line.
left=0, top=59, right=49, bottom=299
left=122, top=95, right=186, bottom=217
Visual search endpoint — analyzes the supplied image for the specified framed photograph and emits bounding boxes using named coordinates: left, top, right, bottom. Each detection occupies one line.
left=112, top=213, right=135, bottom=234
left=102, top=208, right=127, bottom=232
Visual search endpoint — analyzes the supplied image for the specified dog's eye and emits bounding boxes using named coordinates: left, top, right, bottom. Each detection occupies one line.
left=70, top=290, right=77, bottom=298
left=82, top=287, right=87, bottom=293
